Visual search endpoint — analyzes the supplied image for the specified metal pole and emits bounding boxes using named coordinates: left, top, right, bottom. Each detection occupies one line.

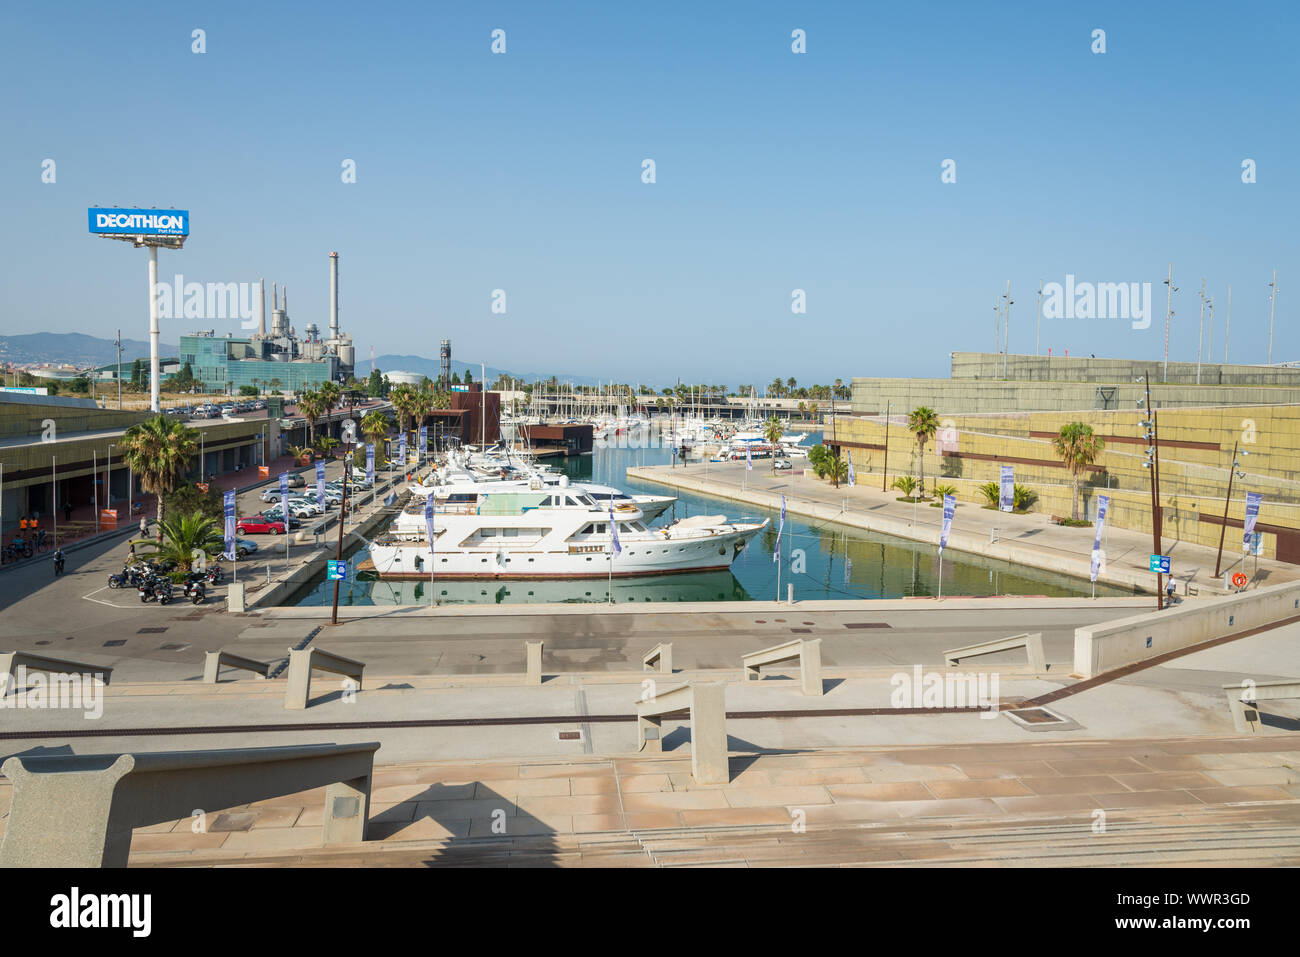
left=1003, top=280, right=1013, bottom=378
left=1035, top=281, right=1043, bottom=356
left=1153, top=402, right=1165, bottom=608
left=1163, top=264, right=1175, bottom=382
left=1196, top=278, right=1206, bottom=385
left=881, top=402, right=890, bottom=491
left=148, top=246, right=161, bottom=413
left=1267, top=269, right=1278, bottom=364
left=1214, top=441, right=1238, bottom=579
left=116, top=329, right=122, bottom=410
left=94, top=451, right=98, bottom=534
left=1145, top=375, right=1163, bottom=610
left=1222, top=286, right=1232, bottom=364
left=52, top=456, right=57, bottom=548
left=331, top=439, right=351, bottom=626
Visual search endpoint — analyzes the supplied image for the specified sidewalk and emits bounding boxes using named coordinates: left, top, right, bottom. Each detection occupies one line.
left=630, top=462, right=1299, bottom=595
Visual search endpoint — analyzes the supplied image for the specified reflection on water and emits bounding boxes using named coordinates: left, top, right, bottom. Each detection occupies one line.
left=288, top=435, right=1129, bottom=606
left=297, top=568, right=751, bottom=606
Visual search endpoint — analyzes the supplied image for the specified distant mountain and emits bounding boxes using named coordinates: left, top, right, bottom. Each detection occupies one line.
left=0, top=333, right=176, bottom=368
left=371, top=354, right=602, bottom=387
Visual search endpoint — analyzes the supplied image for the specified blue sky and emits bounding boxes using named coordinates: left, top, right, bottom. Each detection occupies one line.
left=1, top=1, right=1295, bottom=386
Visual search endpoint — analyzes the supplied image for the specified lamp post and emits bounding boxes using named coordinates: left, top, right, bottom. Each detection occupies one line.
left=881, top=401, right=891, bottom=492
left=1139, top=374, right=1164, bottom=610
left=1214, top=444, right=1249, bottom=579
left=330, top=433, right=353, bottom=627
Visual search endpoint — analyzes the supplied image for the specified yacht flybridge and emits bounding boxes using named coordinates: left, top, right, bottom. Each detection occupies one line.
left=365, top=475, right=766, bottom=580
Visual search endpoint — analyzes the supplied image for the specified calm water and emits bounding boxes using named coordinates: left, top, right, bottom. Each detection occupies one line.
left=289, top=435, right=1126, bottom=606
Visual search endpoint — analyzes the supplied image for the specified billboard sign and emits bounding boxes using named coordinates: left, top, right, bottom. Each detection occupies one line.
left=88, top=207, right=189, bottom=237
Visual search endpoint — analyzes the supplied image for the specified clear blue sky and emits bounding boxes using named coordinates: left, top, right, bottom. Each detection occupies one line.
left=2, top=0, right=1295, bottom=387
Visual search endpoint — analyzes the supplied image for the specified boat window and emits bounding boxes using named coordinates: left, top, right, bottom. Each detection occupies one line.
left=596, top=523, right=607, bottom=534
left=577, top=495, right=596, bottom=506
left=481, top=528, right=497, bottom=537
left=502, top=528, right=519, bottom=537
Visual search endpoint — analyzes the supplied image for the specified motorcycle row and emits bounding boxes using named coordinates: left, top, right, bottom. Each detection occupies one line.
left=107, top=559, right=225, bottom=605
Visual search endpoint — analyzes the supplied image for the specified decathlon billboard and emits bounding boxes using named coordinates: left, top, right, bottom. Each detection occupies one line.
left=88, top=208, right=189, bottom=236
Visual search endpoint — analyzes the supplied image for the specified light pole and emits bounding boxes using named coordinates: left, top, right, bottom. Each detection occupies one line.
left=1196, top=278, right=1207, bottom=385
left=1002, top=281, right=1013, bottom=378
left=1034, top=280, right=1043, bottom=357
left=1139, top=375, right=1163, bottom=610
left=1267, top=269, right=1279, bottom=364
left=1163, top=265, right=1177, bottom=382
left=330, top=434, right=353, bottom=627
left=1214, top=445, right=1249, bottom=579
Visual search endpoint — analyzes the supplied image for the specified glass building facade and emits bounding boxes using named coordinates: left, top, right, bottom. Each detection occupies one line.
left=179, top=335, right=338, bottom=392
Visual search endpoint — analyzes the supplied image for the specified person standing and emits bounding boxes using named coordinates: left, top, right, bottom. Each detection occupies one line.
left=139, top=515, right=148, bottom=536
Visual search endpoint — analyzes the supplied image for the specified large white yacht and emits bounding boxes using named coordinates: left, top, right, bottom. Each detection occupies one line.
left=364, top=477, right=765, bottom=580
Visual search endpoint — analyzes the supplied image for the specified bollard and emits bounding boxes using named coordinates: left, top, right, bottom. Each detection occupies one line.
left=525, top=641, right=543, bottom=685
left=227, top=581, right=246, bottom=613
left=788, top=583, right=794, bottom=604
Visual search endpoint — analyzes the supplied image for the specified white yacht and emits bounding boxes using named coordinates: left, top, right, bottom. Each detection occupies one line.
left=365, top=479, right=765, bottom=580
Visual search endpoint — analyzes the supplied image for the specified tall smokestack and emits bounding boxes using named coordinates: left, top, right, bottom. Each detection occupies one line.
left=329, top=251, right=340, bottom=341
left=273, top=283, right=278, bottom=311
left=257, top=278, right=266, bottom=337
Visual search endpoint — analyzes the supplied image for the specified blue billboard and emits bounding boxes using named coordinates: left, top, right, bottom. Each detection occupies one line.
left=88, top=207, right=189, bottom=236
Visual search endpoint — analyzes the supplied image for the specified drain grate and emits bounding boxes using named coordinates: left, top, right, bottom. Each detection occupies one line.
left=790, top=628, right=812, bottom=634
left=158, top=643, right=189, bottom=651
left=844, top=622, right=890, bottom=629
left=1008, top=708, right=1062, bottom=724
left=557, top=730, right=583, bottom=742
left=137, top=627, right=167, bottom=634
left=103, top=640, right=127, bottom=647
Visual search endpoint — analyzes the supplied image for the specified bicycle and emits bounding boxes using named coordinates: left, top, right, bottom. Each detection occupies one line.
left=34, top=530, right=49, bottom=553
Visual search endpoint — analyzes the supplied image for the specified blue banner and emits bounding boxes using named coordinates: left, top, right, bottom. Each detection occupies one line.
left=279, top=472, right=289, bottom=510
left=222, top=490, right=236, bottom=560
left=315, top=461, right=327, bottom=507
left=939, top=494, right=955, bottom=553
left=365, top=444, right=375, bottom=484
left=847, top=453, right=855, bottom=487
left=999, top=465, right=1014, bottom=512
left=609, top=501, right=621, bottom=555
left=418, top=425, right=428, bottom=457
left=424, top=493, right=436, bottom=557
left=1243, top=491, right=1262, bottom=549
left=399, top=433, right=407, bottom=468
left=88, top=207, right=189, bottom=236
left=1091, top=494, right=1109, bottom=582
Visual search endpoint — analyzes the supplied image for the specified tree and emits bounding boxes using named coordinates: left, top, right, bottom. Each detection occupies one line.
left=892, top=475, right=919, bottom=498
left=162, top=483, right=224, bottom=524
left=238, top=384, right=259, bottom=397
left=298, top=390, right=325, bottom=445
left=130, top=511, right=224, bottom=574
left=361, top=409, right=391, bottom=454
left=463, top=368, right=473, bottom=385
left=117, top=414, right=200, bottom=538
left=366, top=368, right=384, bottom=397
left=907, top=406, right=940, bottom=497
left=763, top=416, right=784, bottom=474
left=1052, top=422, right=1105, bottom=520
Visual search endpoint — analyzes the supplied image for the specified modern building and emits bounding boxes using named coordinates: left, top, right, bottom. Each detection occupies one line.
left=179, top=332, right=340, bottom=394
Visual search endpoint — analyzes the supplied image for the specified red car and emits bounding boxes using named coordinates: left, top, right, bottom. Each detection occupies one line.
left=236, top=514, right=287, bottom=535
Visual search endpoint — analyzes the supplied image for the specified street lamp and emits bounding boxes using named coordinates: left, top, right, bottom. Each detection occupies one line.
left=1214, top=447, right=1249, bottom=578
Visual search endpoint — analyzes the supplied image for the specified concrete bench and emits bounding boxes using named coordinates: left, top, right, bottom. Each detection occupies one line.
left=203, top=650, right=272, bottom=684
left=742, top=638, right=824, bottom=696
left=0, top=651, right=112, bottom=696
left=643, top=642, right=673, bottom=674
left=945, top=632, right=1046, bottom=674
left=1223, top=679, right=1300, bottom=733
left=0, top=742, right=380, bottom=867
left=526, top=640, right=543, bottom=685
left=284, top=647, right=365, bottom=710
left=636, top=682, right=728, bottom=785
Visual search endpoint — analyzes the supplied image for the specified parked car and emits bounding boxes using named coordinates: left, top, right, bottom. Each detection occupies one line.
left=260, top=488, right=285, bottom=503
left=236, top=515, right=287, bottom=535
left=234, top=537, right=259, bottom=557
left=259, top=506, right=302, bottom=529
left=774, top=458, right=793, bottom=471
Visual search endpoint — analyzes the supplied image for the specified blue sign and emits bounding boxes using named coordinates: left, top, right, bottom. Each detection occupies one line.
left=418, top=425, right=428, bottom=457
left=315, top=461, right=327, bottom=507
left=1149, top=554, right=1171, bottom=574
left=1243, top=491, right=1262, bottom=549
left=365, top=444, right=375, bottom=484
left=999, top=466, right=1014, bottom=512
left=279, top=472, right=290, bottom=509
left=939, top=494, right=955, bottom=553
left=88, top=207, right=189, bottom=236
left=326, top=560, right=347, bottom=581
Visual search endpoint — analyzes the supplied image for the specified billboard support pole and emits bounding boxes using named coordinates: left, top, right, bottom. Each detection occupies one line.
left=148, top=245, right=160, bottom=413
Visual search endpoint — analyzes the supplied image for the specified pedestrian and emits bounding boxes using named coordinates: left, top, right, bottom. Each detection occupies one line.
left=1165, top=578, right=1177, bottom=604
left=52, top=547, right=66, bottom=576
left=19, top=515, right=28, bottom=532
left=63, top=500, right=74, bottom=523
left=127, top=541, right=137, bottom=562
left=139, top=515, right=148, bottom=536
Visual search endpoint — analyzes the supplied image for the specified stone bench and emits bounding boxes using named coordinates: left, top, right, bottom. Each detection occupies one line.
left=945, top=632, right=1046, bottom=674
left=203, top=650, right=272, bottom=684
left=1223, top=679, right=1300, bottom=733
left=0, top=742, right=380, bottom=867
left=742, top=638, right=823, bottom=696
left=284, top=647, right=365, bottom=710
left=636, top=682, right=728, bottom=784
left=643, top=642, right=673, bottom=675
left=0, top=651, right=112, bottom=696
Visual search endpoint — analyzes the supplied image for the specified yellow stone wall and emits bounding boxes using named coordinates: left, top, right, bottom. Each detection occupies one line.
left=827, top=405, right=1300, bottom=561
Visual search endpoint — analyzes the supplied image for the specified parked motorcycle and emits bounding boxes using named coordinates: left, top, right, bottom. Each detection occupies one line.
left=205, top=563, right=225, bottom=585
left=138, top=574, right=173, bottom=605
left=182, top=572, right=207, bottom=604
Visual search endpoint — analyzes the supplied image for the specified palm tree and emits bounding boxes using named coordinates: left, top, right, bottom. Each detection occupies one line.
left=361, top=409, right=391, bottom=460
left=298, top=390, right=325, bottom=445
left=762, top=416, right=784, bottom=474
left=409, top=389, right=433, bottom=449
left=130, top=511, right=223, bottom=573
left=1052, top=423, right=1105, bottom=520
left=117, top=414, right=199, bottom=538
left=891, top=475, right=919, bottom=498
left=907, top=406, right=940, bottom=497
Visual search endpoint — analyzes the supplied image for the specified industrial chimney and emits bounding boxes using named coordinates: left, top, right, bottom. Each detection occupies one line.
left=329, top=251, right=340, bottom=341
left=257, top=278, right=266, bottom=337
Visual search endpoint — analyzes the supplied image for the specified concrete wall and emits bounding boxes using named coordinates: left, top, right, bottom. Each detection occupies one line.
left=849, top=377, right=1300, bottom=415
left=826, top=404, right=1300, bottom=562
left=1073, top=579, right=1300, bottom=678
left=952, top=352, right=1300, bottom=387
